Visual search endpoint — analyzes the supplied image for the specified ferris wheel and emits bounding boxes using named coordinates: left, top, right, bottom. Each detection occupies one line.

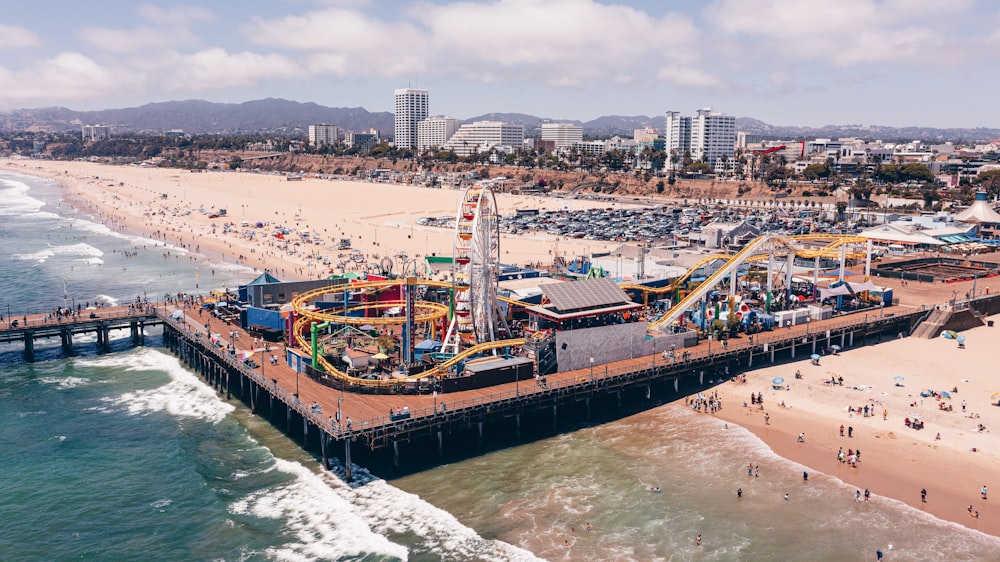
left=443, top=184, right=509, bottom=354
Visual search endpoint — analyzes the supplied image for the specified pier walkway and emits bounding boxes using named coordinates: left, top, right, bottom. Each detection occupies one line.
left=0, top=306, right=160, bottom=362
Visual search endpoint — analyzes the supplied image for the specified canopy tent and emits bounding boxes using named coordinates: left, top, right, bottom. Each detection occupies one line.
left=818, top=280, right=877, bottom=300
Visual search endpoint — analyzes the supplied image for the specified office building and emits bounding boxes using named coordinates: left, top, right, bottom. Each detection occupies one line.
left=540, top=123, right=583, bottom=149
left=393, top=88, right=429, bottom=149
left=417, top=116, right=459, bottom=150
left=346, top=129, right=381, bottom=152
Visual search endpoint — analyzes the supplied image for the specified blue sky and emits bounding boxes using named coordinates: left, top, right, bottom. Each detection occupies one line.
left=1, top=0, right=997, bottom=128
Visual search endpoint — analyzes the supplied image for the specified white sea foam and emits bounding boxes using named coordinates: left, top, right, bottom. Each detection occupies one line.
left=12, top=242, right=103, bottom=263
left=0, top=178, right=46, bottom=216
left=229, top=458, right=408, bottom=561
left=37, top=376, right=90, bottom=389
left=93, top=294, right=119, bottom=306
left=329, top=463, right=544, bottom=562
left=86, top=349, right=234, bottom=423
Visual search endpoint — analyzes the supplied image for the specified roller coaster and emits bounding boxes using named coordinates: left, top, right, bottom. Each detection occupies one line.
left=290, top=208, right=869, bottom=389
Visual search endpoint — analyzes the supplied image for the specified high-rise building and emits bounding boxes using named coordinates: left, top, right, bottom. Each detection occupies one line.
left=690, top=108, right=736, bottom=166
left=443, top=121, right=525, bottom=156
left=308, top=124, right=340, bottom=148
left=82, top=125, right=109, bottom=141
left=540, top=123, right=583, bottom=149
left=664, top=111, right=691, bottom=156
left=417, top=116, right=459, bottom=151
left=665, top=108, right=736, bottom=168
left=393, top=88, right=429, bottom=149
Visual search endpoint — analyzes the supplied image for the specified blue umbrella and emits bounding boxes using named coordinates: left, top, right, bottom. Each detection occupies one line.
left=957, top=335, right=966, bottom=343
left=893, top=376, right=905, bottom=382
left=939, top=391, right=952, bottom=399
left=772, top=376, right=785, bottom=385
left=811, top=354, right=821, bottom=360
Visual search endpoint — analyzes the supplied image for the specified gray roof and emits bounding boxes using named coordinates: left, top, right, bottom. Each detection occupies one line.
left=540, top=277, right=632, bottom=313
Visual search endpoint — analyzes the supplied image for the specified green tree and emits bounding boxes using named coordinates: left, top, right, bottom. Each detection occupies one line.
left=974, top=169, right=1000, bottom=197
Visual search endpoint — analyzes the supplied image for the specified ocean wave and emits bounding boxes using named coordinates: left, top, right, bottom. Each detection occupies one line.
left=0, top=178, right=46, bottom=216
left=88, top=349, right=235, bottom=423
left=94, top=294, right=119, bottom=306
left=78, top=258, right=104, bottom=266
left=328, top=462, right=544, bottom=562
left=229, top=458, right=408, bottom=561
left=12, top=242, right=104, bottom=263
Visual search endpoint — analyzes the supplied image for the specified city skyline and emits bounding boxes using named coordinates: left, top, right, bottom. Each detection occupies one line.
left=1, top=1, right=999, bottom=128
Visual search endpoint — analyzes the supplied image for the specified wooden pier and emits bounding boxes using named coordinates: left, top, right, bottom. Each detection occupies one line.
left=155, top=306, right=926, bottom=479
left=0, top=307, right=161, bottom=362
left=1, top=302, right=934, bottom=479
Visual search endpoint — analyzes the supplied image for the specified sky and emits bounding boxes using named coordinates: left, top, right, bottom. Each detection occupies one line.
left=1, top=0, right=998, bottom=128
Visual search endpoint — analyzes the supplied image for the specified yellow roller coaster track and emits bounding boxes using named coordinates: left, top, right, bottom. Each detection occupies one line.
left=290, top=277, right=525, bottom=388
left=645, top=234, right=869, bottom=331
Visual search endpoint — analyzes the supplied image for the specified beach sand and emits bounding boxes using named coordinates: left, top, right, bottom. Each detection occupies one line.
left=2, top=159, right=626, bottom=283
left=5, top=157, right=999, bottom=538
left=712, top=324, right=1000, bottom=537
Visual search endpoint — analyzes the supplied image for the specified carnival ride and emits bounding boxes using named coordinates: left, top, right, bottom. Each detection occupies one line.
left=290, top=184, right=521, bottom=389
left=645, top=233, right=870, bottom=331
left=443, top=185, right=510, bottom=354
left=289, top=190, right=870, bottom=388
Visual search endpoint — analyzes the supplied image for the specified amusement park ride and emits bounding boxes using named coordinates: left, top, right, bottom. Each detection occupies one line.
left=289, top=184, right=874, bottom=389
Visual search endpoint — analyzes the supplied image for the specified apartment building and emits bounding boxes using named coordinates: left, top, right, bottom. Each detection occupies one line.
left=443, top=121, right=525, bottom=156
left=82, top=125, right=109, bottom=141
left=308, top=124, right=340, bottom=148
left=417, top=116, right=459, bottom=151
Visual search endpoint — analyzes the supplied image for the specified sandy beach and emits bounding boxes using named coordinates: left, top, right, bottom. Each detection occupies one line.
left=713, top=323, right=1000, bottom=537
left=5, top=157, right=999, bottom=539
left=1, top=159, right=627, bottom=284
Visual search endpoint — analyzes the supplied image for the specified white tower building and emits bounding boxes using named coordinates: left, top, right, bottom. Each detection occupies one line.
left=393, top=88, right=429, bottom=149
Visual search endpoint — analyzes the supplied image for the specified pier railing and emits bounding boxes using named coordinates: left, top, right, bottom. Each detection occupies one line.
left=341, top=308, right=924, bottom=439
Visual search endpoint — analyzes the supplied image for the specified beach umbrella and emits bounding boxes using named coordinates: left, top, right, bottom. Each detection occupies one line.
left=810, top=354, right=821, bottom=360
left=371, top=352, right=389, bottom=360
left=170, top=310, right=184, bottom=320
left=939, top=391, right=952, bottom=400
left=957, top=335, right=966, bottom=343
left=992, top=392, right=1000, bottom=402
left=940, top=331, right=953, bottom=339
left=893, top=376, right=905, bottom=382
left=242, top=351, right=253, bottom=361
left=360, top=324, right=376, bottom=331
left=772, top=376, right=785, bottom=385
left=831, top=345, right=841, bottom=351
left=908, top=411, right=923, bottom=419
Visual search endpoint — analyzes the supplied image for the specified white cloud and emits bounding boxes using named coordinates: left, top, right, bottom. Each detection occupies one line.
left=703, top=0, right=974, bottom=67
left=657, top=64, right=725, bottom=89
left=140, top=48, right=305, bottom=92
left=243, top=1, right=713, bottom=90
left=0, top=24, right=42, bottom=49
left=0, top=53, right=116, bottom=107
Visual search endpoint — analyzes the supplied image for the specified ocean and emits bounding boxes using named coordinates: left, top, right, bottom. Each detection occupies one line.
left=2, top=167, right=998, bottom=561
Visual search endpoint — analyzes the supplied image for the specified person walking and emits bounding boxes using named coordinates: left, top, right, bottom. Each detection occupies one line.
left=982, top=485, right=988, bottom=500
left=920, top=488, right=927, bottom=503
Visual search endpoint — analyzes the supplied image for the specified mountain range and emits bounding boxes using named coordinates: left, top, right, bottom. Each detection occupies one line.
left=2, top=98, right=998, bottom=142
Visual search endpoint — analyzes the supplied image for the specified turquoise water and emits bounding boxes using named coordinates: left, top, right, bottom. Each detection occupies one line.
left=2, top=168, right=999, bottom=561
